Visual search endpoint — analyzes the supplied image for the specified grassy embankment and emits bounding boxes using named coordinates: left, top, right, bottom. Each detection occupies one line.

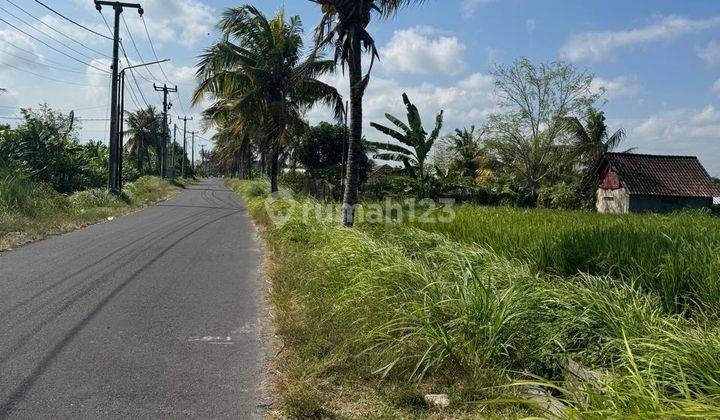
left=228, top=178, right=720, bottom=418
left=0, top=168, right=184, bottom=250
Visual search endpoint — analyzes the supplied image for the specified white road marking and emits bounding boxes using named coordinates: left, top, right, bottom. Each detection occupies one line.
left=187, top=335, right=233, bottom=344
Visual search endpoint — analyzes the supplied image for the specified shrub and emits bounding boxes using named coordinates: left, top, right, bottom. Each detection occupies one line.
left=537, top=182, right=581, bottom=209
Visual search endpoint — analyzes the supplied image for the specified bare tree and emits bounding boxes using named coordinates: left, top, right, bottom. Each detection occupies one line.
left=486, top=58, right=599, bottom=203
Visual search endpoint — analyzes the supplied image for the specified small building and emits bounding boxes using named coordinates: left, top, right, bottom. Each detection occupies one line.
left=366, top=164, right=396, bottom=184
left=582, top=153, right=720, bottom=214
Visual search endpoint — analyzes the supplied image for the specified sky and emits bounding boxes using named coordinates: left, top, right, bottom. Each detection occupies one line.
left=0, top=0, right=718, bottom=174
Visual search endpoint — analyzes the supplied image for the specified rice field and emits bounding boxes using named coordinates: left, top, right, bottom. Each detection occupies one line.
left=228, top=179, right=720, bottom=418
left=406, top=205, right=720, bottom=315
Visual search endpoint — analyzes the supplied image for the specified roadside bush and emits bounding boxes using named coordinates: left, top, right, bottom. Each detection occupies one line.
left=1, top=176, right=178, bottom=250
left=0, top=162, right=35, bottom=212
left=0, top=105, right=108, bottom=193
left=537, top=182, right=581, bottom=209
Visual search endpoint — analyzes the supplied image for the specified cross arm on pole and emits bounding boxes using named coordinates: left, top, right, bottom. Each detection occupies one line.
left=95, top=1, right=144, bottom=14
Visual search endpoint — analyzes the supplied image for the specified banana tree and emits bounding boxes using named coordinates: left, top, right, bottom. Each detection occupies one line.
left=367, top=93, right=443, bottom=179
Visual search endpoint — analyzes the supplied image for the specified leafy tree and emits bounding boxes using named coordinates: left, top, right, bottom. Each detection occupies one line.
left=311, top=0, right=428, bottom=225
left=0, top=105, right=107, bottom=192
left=0, top=89, right=7, bottom=130
left=297, top=122, right=372, bottom=187
left=211, top=128, right=254, bottom=178
left=485, top=58, right=599, bottom=204
left=561, top=108, right=628, bottom=167
left=78, top=140, right=109, bottom=188
left=446, top=125, right=485, bottom=178
left=368, top=93, right=443, bottom=179
left=124, top=106, right=162, bottom=174
left=194, top=5, right=343, bottom=193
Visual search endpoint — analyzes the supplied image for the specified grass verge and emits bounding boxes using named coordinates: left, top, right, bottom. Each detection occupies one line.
left=0, top=173, right=182, bottom=251
left=228, top=178, right=720, bottom=418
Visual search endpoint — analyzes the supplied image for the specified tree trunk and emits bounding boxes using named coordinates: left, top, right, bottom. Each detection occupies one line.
left=269, top=144, right=279, bottom=194
left=156, top=145, right=162, bottom=176
left=136, top=140, right=142, bottom=173
left=246, top=148, right=253, bottom=179
left=342, top=37, right=364, bottom=226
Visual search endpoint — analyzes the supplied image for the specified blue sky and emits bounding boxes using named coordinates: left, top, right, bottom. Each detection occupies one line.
left=0, top=0, right=718, bottom=174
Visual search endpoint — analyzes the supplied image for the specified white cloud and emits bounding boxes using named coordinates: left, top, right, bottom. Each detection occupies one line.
left=0, top=2, right=210, bottom=147
left=381, top=26, right=467, bottom=76
left=590, top=76, right=641, bottom=100
left=462, top=0, right=495, bottom=15
left=561, top=15, right=720, bottom=62
left=526, top=19, right=537, bottom=33
left=697, top=40, right=720, bottom=65
left=309, top=70, right=498, bottom=138
left=713, top=79, right=720, bottom=94
left=0, top=29, right=44, bottom=70
left=123, top=0, right=215, bottom=46
left=37, top=15, right=107, bottom=47
left=622, top=105, right=720, bottom=175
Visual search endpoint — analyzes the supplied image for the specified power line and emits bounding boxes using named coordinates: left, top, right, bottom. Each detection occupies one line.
left=0, top=115, right=109, bottom=121
left=33, top=0, right=111, bottom=40
left=0, top=16, right=110, bottom=74
left=140, top=15, right=188, bottom=118
left=3, top=0, right=110, bottom=58
left=120, top=15, right=164, bottom=105
left=0, top=61, right=106, bottom=86
left=0, top=49, right=88, bottom=74
left=121, top=48, right=148, bottom=107
left=141, top=15, right=170, bottom=84
left=121, top=14, right=158, bottom=82
left=1, top=41, right=78, bottom=68
left=0, top=104, right=108, bottom=111
left=98, top=10, right=147, bottom=108
left=0, top=4, right=99, bottom=63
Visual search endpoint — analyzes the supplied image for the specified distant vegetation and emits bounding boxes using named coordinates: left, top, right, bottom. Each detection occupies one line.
left=0, top=105, right=181, bottom=250
left=0, top=172, right=179, bottom=250
left=0, top=105, right=108, bottom=193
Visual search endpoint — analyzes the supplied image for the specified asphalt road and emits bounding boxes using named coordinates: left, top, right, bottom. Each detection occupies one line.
left=0, top=178, right=267, bottom=419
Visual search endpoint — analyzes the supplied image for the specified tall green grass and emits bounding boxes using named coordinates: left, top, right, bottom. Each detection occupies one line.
left=229, top=178, right=720, bottom=417
left=406, top=205, right=720, bottom=314
left=0, top=174, right=179, bottom=250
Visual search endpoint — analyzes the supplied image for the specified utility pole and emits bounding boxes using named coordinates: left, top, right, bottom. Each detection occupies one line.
left=118, top=59, right=168, bottom=188
left=190, top=131, right=196, bottom=173
left=95, top=0, right=143, bottom=192
left=153, top=83, right=177, bottom=179
left=171, top=124, right=177, bottom=179
left=178, top=116, right=192, bottom=177
left=200, top=144, right=206, bottom=176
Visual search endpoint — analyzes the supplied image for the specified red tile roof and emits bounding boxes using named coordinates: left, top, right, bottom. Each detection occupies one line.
left=595, top=153, right=719, bottom=197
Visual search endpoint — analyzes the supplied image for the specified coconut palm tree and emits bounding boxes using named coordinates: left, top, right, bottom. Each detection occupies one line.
left=124, top=106, right=162, bottom=174
left=446, top=125, right=486, bottom=178
left=367, top=93, right=443, bottom=179
left=311, top=0, right=428, bottom=225
left=194, top=5, right=343, bottom=193
left=562, top=109, right=628, bottom=167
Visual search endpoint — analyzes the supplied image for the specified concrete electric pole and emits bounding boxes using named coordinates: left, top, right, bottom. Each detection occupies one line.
left=178, top=116, right=192, bottom=177
left=95, top=0, right=143, bottom=192
left=190, top=131, right=195, bottom=173
left=153, top=83, right=178, bottom=179
left=171, top=124, right=177, bottom=179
